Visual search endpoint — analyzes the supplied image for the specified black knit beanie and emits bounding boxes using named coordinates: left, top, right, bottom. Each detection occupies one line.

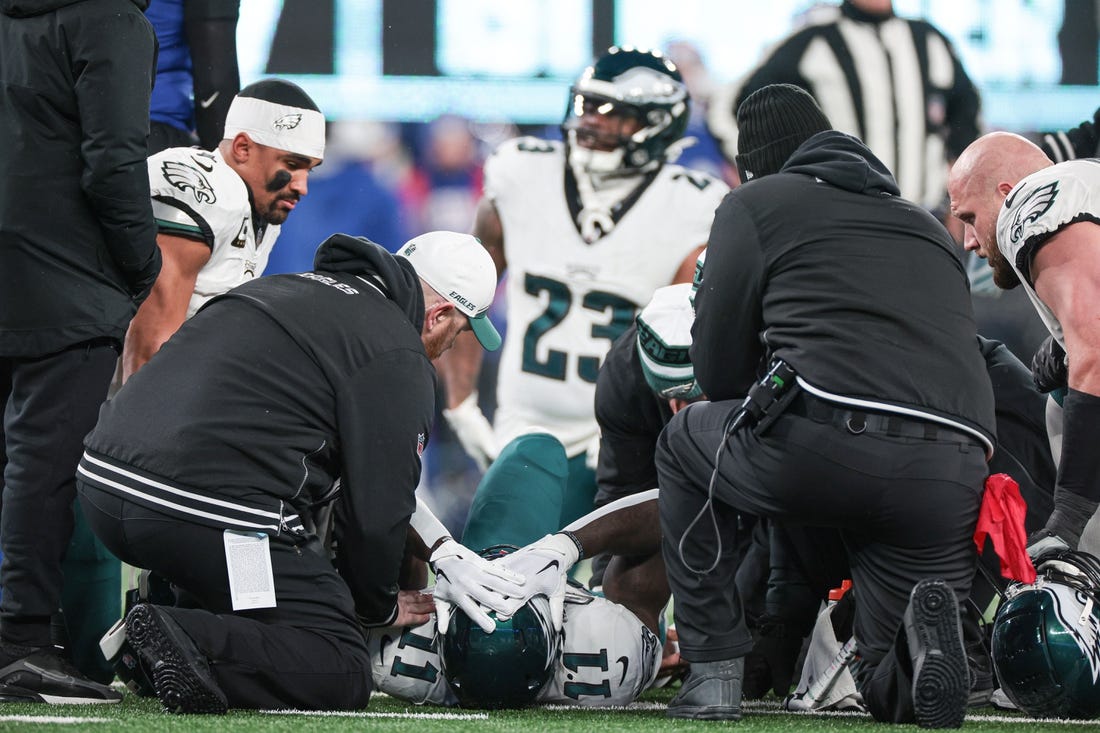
left=735, top=84, right=832, bottom=183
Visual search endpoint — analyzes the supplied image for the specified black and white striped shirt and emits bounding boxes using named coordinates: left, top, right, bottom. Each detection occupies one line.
left=707, top=0, right=981, bottom=210
left=1040, top=106, right=1100, bottom=162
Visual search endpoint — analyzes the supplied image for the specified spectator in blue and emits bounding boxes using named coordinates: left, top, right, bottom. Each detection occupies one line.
left=146, top=0, right=241, bottom=154
left=665, top=40, right=736, bottom=185
left=407, top=115, right=485, bottom=234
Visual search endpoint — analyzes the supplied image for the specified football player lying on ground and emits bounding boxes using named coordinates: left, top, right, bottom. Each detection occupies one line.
left=372, top=434, right=666, bottom=708
left=455, top=279, right=828, bottom=702
left=419, top=331, right=1058, bottom=713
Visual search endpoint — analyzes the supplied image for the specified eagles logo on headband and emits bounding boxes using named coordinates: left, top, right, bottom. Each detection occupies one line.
left=273, top=114, right=302, bottom=131
left=223, top=79, right=325, bottom=160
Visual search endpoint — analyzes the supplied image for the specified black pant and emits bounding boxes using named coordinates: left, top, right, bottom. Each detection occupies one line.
left=77, top=484, right=372, bottom=710
left=1, top=341, right=118, bottom=646
left=656, top=392, right=986, bottom=724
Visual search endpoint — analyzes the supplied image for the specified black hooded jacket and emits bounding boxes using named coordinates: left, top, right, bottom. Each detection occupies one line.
left=0, top=0, right=160, bottom=356
left=693, top=131, right=996, bottom=443
left=83, top=235, right=435, bottom=626
left=594, top=323, right=673, bottom=502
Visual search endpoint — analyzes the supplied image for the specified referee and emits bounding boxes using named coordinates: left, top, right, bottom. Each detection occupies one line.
left=707, top=0, right=981, bottom=211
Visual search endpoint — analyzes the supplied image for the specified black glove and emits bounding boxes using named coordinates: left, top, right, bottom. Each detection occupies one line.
left=1026, top=486, right=1099, bottom=558
left=125, top=246, right=162, bottom=306
left=1031, top=334, right=1068, bottom=394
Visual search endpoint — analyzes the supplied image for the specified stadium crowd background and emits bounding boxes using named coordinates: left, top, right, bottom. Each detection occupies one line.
left=242, top=0, right=1100, bottom=535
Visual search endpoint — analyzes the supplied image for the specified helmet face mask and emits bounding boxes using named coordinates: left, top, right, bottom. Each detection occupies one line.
left=439, top=548, right=559, bottom=709
left=563, top=46, right=689, bottom=175
left=564, top=94, right=645, bottom=153
left=991, top=550, right=1100, bottom=719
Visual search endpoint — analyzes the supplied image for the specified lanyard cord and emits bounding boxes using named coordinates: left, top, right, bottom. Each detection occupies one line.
left=677, top=415, right=740, bottom=575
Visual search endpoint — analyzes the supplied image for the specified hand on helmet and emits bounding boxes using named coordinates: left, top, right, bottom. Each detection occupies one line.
left=393, top=589, right=434, bottom=629
left=496, top=533, right=582, bottom=632
left=1027, top=488, right=1100, bottom=559
left=429, top=538, right=524, bottom=634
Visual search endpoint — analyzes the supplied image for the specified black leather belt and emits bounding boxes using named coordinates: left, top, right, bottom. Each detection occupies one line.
left=785, top=393, right=976, bottom=444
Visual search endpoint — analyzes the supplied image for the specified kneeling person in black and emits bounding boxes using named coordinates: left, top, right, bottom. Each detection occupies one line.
left=76, top=232, right=502, bottom=712
left=657, top=85, right=996, bottom=726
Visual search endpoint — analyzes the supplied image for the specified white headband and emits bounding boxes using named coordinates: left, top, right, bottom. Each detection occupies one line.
left=223, top=96, right=326, bottom=160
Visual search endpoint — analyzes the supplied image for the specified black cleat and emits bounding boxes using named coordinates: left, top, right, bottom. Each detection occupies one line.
left=666, top=657, right=744, bottom=720
left=905, top=580, right=968, bottom=728
left=0, top=642, right=121, bottom=704
left=99, top=618, right=156, bottom=697
left=125, top=604, right=227, bottom=714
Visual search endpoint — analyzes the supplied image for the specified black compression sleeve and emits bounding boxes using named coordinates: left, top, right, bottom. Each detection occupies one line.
left=1063, top=107, right=1100, bottom=160
left=1057, top=388, right=1100, bottom=502
left=185, top=8, right=241, bottom=149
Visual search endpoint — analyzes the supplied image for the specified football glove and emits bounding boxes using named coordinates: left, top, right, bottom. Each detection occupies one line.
left=1025, top=529, right=1070, bottom=559
left=1026, top=487, right=1099, bottom=558
left=442, top=392, right=497, bottom=472
left=496, top=533, right=581, bottom=631
left=429, top=538, right=524, bottom=634
left=1031, top=334, right=1068, bottom=394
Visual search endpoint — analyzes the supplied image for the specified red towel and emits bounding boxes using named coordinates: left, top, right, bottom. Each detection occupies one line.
left=973, top=473, right=1037, bottom=584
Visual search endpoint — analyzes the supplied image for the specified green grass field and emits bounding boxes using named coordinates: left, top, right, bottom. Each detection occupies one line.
left=0, top=685, right=1089, bottom=732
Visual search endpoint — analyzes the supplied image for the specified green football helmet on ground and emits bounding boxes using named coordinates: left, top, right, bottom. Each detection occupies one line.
left=991, top=549, right=1100, bottom=719
left=562, top=46, right=689, bottom=174
left=440, top=546, right=560, bottom=709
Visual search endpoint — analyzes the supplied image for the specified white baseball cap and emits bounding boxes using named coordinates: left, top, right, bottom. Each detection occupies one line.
left=398, top=231, right=502, bottom=351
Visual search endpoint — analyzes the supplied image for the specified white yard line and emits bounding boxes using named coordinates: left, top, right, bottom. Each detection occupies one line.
left=541, top=702, right=668, bottom=711
left=965, top=713, right=1100, bottom=726
left=13, top=693, right=1066, bottom=726
left=741, top=700, right=1093, bottom=725
left=0, top=717, right=111, bottom=724
left=261, top=709, right=489, bottom=720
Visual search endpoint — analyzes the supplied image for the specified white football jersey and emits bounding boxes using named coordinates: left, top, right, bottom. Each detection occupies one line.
left=536, top=586, right=662, bottom=707
left=368, top=620, right=458, bottom=706
left=148, top=147, right=280, bottom=318
left=997, top=159, right=1100, bottom=350
left=367, top=586, right=660, bottom=707
left=487, top=138, right=728, bottom=456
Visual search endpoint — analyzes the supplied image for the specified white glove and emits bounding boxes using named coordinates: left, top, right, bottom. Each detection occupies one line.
left=584, top=432, right=601, bottom=472
left=429, top=538, right=524, bottom=634
left=496, top=533, right=581, bottom=631
left=442, top=392, right=498, bottom=472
